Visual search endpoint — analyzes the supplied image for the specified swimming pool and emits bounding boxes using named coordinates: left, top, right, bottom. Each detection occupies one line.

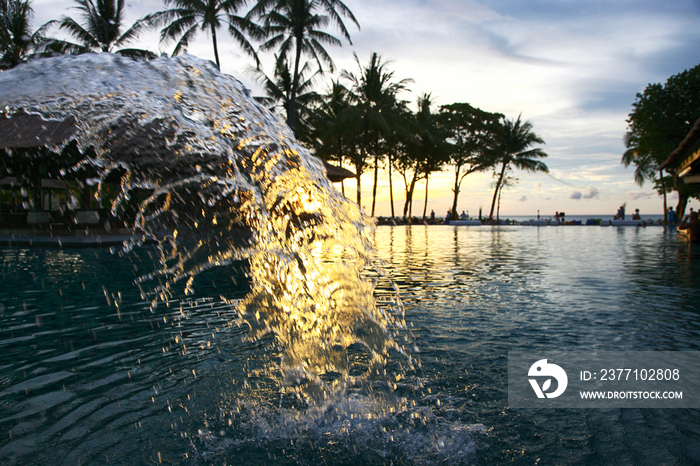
left=1, top=225, right=699, bottom=465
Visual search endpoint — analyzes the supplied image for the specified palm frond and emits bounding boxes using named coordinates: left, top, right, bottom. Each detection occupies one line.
left=59, top=15, right=99, bottom=50
left=172, top=24, right=198, bottom=55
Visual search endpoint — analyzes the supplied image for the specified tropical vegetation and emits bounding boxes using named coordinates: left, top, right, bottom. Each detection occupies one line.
left=623, top=64, right=700, bottom=218
left=47, top=0, right=156, bottom=58
left=251, top=53, right=321, bottom=142
left=486, top=115, right=548, bottom=220
left=0, top=0, right=52, bottom=68
left=340, top=52, right=410, bottom=212
left=247, top=0, right=359, bottom=131
left=439, top=102, right=502, bottom=219
left=145, top=0, right=259, bottom=69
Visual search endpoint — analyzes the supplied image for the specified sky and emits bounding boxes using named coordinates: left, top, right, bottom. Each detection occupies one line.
left=31, top=0, right=700, bottom=218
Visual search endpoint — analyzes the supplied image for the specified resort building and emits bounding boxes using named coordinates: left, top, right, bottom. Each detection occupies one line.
left=660, top=116, right=700, bottom=184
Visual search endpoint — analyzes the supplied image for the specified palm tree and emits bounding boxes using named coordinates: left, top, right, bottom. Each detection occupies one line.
left=145, top=0, right=260, bottom=69
left=248, top=0, right=359, bottom=131
left=307, top=79, right=354, bottom=194
left=48, top=0, right=154, bottom=58
left=409, top=93, right=449, bottom=220
left=342, top=52, right=411, bottom=213
left=383, top=101, right=411, bottom=218
left=250, top=54, right=321, bottom=140
left=0, top=0, right=51, bottom=68
left=487, top=115, right=548, bottom=220
left=0, top=0, right=65, bottom=66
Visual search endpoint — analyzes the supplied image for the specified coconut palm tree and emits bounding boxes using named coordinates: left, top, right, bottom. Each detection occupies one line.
left=248, top=0, right=359, bottom=131
left=342, top=52, right=410, bottom=212
left=307, top=79, right=355, bottom=194
left=48, top=0, right=155, bottom=58
left=0, top=0, right=56, bottom=68
left=250, top=54, right=321, bottom=141
left=383, top=101, right=411, bottom=218
left=145, top=0, right=259, bottom=69
left=409, top=93, right=450, bottom=220
left=487, top=115, right=548, bottom=220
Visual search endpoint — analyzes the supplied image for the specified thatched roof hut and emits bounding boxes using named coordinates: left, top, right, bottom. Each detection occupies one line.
left=659, top=116, right=700, bottom=183
left=0, top=111, right=354, bottom=182
left=0, top=112, right=77, bottom=148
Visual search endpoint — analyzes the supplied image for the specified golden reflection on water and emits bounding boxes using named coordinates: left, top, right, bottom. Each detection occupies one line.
left=1, top=249, right=86, bottom=279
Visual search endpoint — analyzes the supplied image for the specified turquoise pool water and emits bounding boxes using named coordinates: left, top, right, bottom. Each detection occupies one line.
left=1, top=225, right=700, bottom=465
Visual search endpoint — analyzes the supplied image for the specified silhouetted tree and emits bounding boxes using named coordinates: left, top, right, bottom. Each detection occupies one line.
left=623, top=64, right=700, bottom=218
left=48, top=0, right=155, bottom=58
left=248, top=0, right=359, bottom=131
left=342, top=52, right=410, bottom=212
left=488, top=115, right=548, bottom=220
left=440, top=102, right=502, bottom=219
left=146, top=0, right=259, bottom=69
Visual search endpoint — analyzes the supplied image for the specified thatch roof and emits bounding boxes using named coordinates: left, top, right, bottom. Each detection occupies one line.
left=0, top=112, right=77, bottom=148
left=659, top=116, right=700, bottom=180
left=0, top=111, right=355, bottom=182
left=322, top=160, right=355, bottom=182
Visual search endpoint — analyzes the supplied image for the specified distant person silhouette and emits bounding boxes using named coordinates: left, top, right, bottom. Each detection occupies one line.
left=616, top=206, right=624, bottom=220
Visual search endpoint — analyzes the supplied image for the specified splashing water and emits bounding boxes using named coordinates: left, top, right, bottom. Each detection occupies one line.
left=0, top=53, right=409, bottom=404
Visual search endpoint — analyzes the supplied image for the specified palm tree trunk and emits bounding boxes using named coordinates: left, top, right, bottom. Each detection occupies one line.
left=358, top=125, right=370, bottom=211
left=287, top=23, right=305, bottom=131
left=404, top=170, right=417, bottom=219
left=497, top=184, right=503, bottom=220
left=451, top=164, right=461, bottom=219
left=350, top=149, right=364, bottom=210
left=489, top=161, right=507, bottom=220
left=422, top=175, right=429, bottom=220
left=211, top=24, right=220, bottom=69
left=401, top=173, right=410, bottom=218
left=371, top=153, right=378, bottom=217
left=388, top=151, right=395, bottom=218
left=353, top=149, right=363, bottom=206
left=339, top=141, right=345, bottom=196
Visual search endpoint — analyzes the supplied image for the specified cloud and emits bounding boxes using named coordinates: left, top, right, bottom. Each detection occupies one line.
left=518, top=195, right=527, bottom=202
left=570, top=187, right=599, bottom=200
left=582, top=186, right=599, bottom=199
left=629, top=191, right=654, bottom=200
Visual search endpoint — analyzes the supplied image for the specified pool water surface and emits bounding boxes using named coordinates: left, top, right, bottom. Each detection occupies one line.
left=1, top=225, right=700, bottom=465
